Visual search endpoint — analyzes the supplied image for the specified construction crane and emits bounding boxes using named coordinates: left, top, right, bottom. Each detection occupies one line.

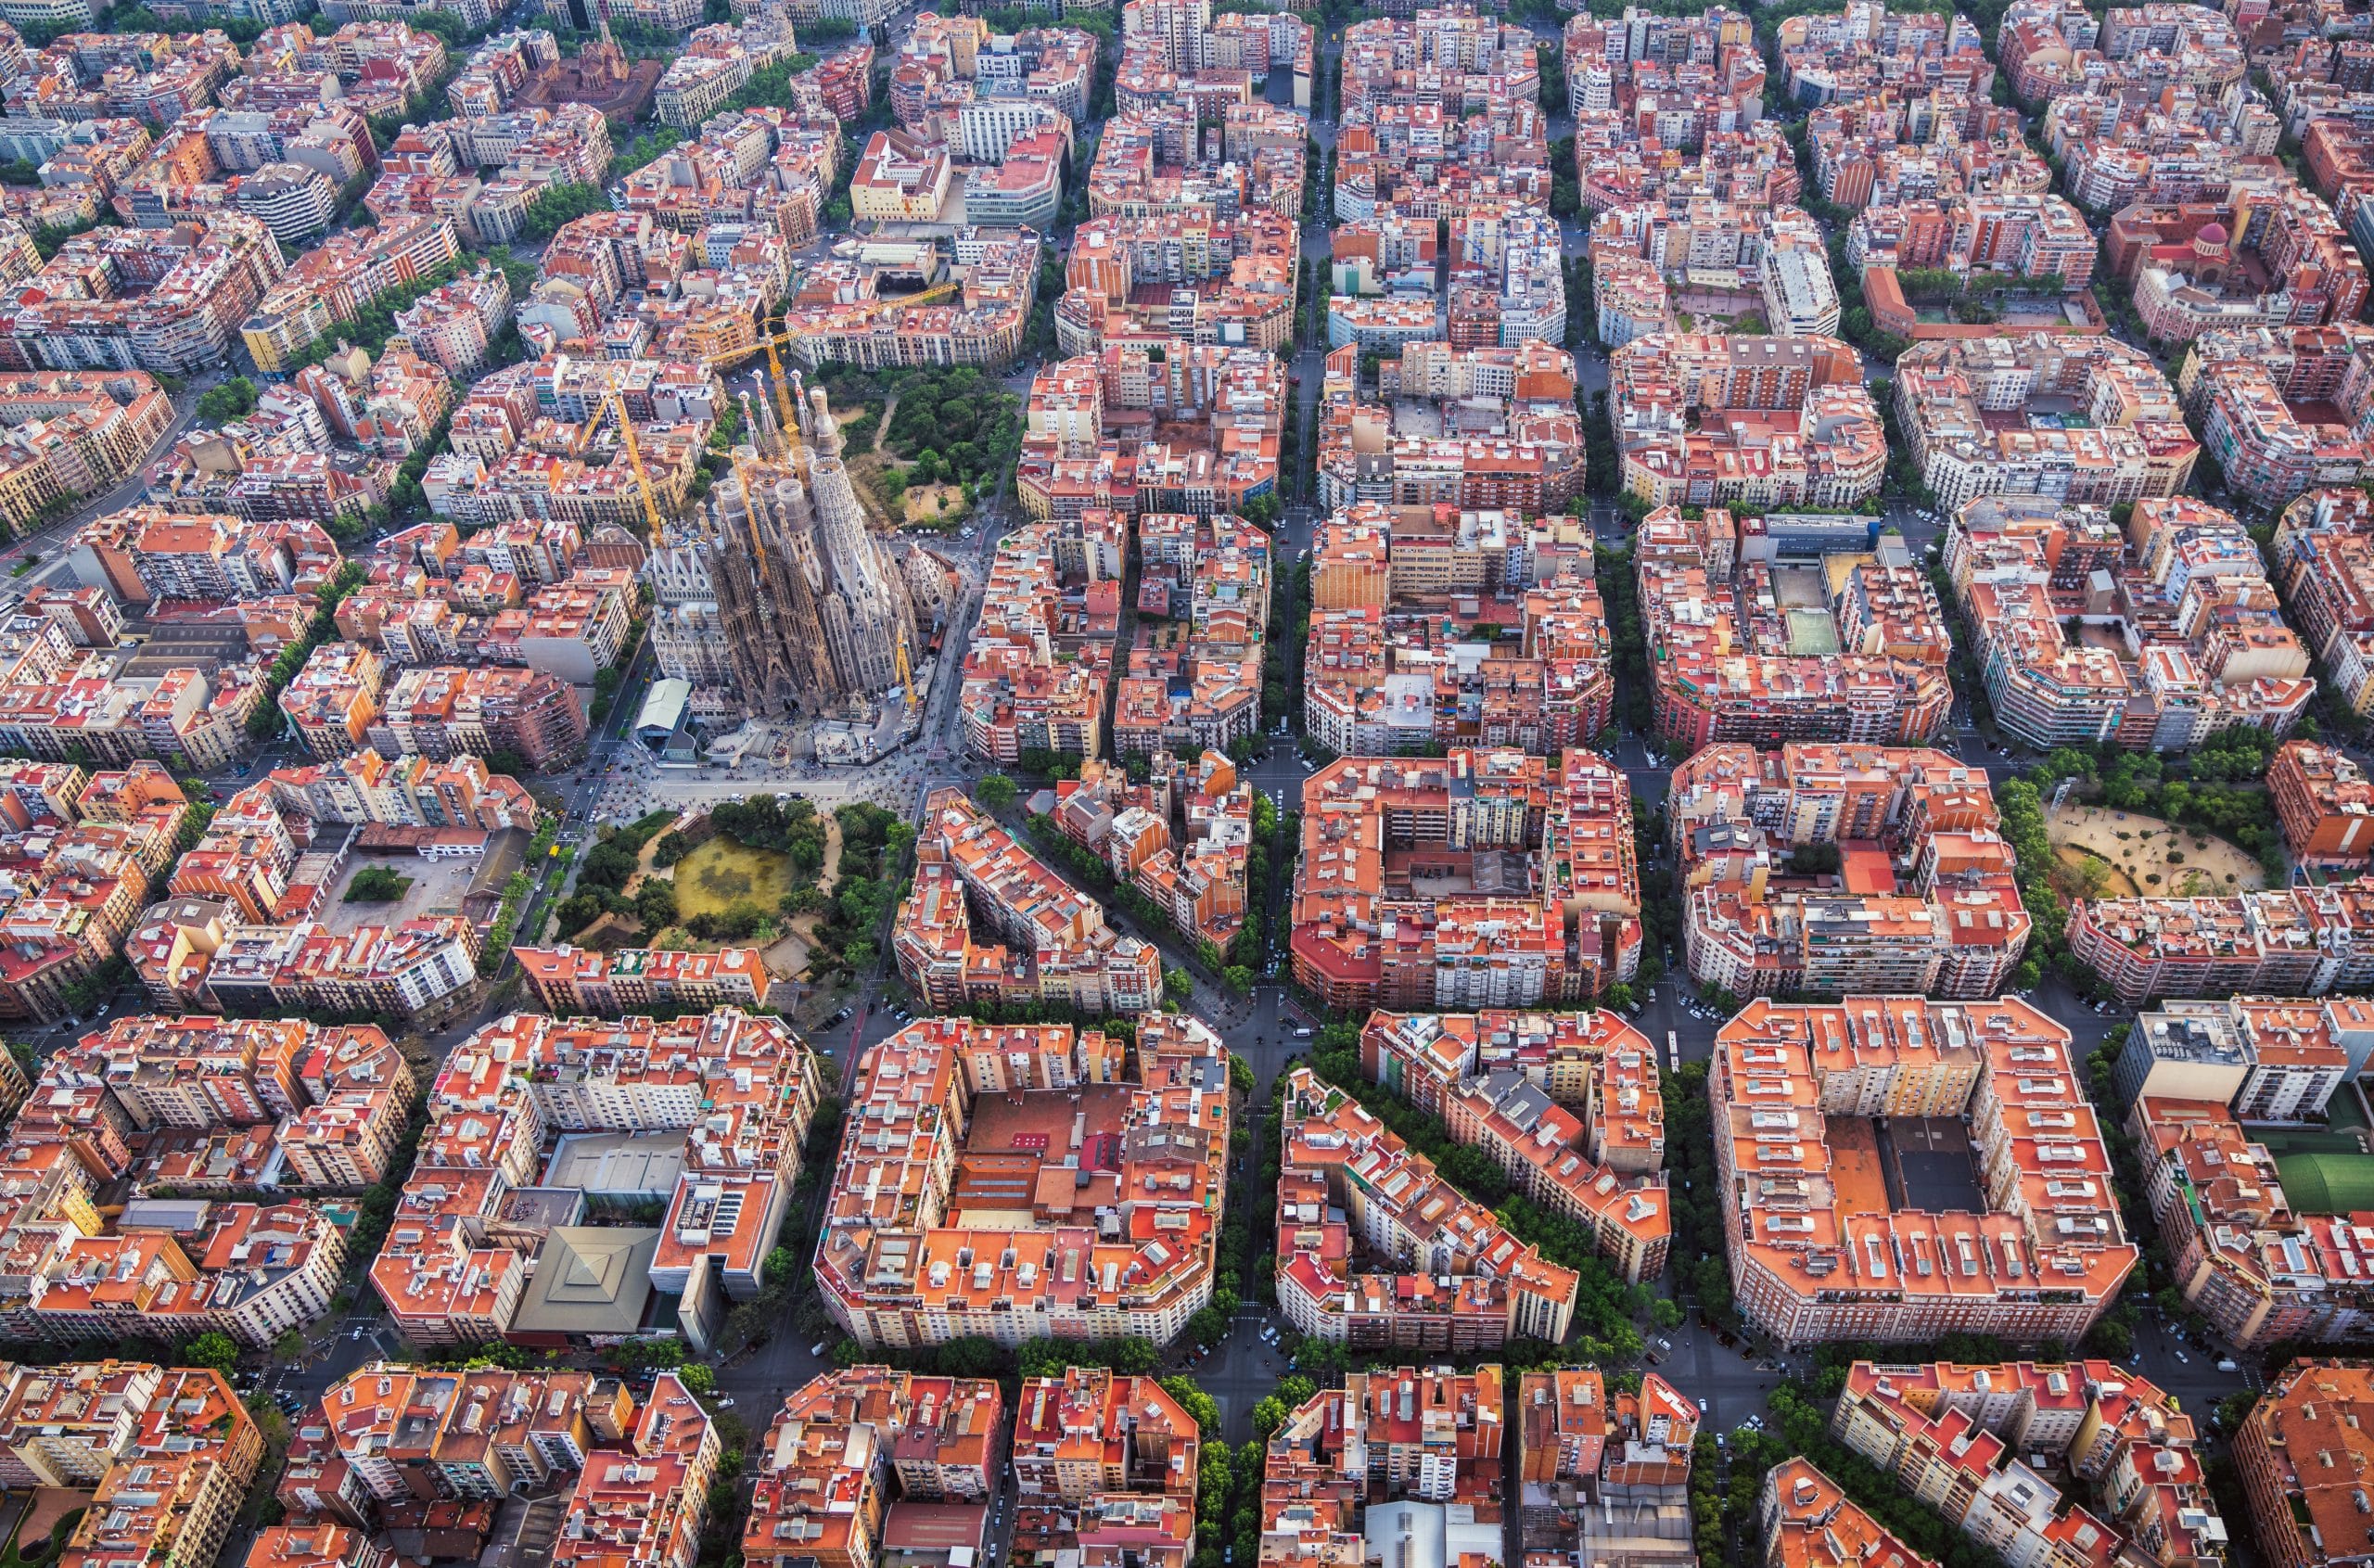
left=711, top=281, right=964, bottom=377
left=894, top=634, right=917, bottom=709
left=600, top=368, right=666, bottom=537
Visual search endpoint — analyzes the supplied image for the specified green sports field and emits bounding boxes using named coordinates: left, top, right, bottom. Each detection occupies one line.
left=2276, top=1151, right=2374, bottom=1215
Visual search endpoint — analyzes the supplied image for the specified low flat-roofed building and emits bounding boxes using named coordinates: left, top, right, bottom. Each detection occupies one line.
left=510, top=1226, right=660, bottom=1342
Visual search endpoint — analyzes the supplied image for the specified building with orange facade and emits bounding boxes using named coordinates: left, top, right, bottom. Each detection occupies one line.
left=1666, top=744, right=2030, bottom=1000
left=1276, top=1066, right=1578, bottom=1349
left=1363, top=1010, right=1671, bottom=1283
left=893, top=788, right=1162, bottom=1015
left=2268, top=739, right=2374, bottom=870
left=1261, top=1366, right=1510, bottom=1568
left=1832, top=1358, right=2227, bottom=1568
left=1289, top=749, right=1641, bottom=1013
left=2233, top=1358, right=2374, bottom=1568
left=745, top=1366, right=1004, bottom=1568
left=1711, top=996, right=2138, bottom=1348
left=1759, top=1459, right=1937, bottom=1568
left=1634, top=510, right=1951, bottom=757
left=814, top=1014, right=1231, bottom=1350
left=1515, top=1367, right=1696, bottom=1564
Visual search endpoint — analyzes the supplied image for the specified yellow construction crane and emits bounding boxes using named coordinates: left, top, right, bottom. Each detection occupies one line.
left=599, top=368, right=666, bottom=536
left=894, top=635, right=916, bottom=709
left=711, top=281, right=964, bottom=381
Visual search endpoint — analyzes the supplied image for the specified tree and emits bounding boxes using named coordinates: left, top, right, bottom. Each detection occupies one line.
left=520, top=183, right=609, bottom=241
left=1221, top=965, right=1254, bottom=994
left=344, top=865, right=412, bottom=902
left=181, top=1331, right=239, bottom=1374
left=1651, top=1298, right=1684, bottom=1330
left=196, top=377, right=258, bottom=424
left=633, top=879, right=679, bottom=932
left=676, top=1362, right=718, bottom=1396
left=977, top=772, right=1018, bottom=811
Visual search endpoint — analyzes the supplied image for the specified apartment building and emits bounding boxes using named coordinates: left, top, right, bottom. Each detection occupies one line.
left=5, top=1366, right=261, bottom=1568
left=1086, top=96, right=1306, bottom=224
left=1635, top=511, right=1952, bottom=756
left=2272, top=487, right=2374, bottom=716
left=366, top=664, right=587, bottom=771
left=1514, top=1367, right=1695, bottom=1565
left=0, top=372, right=174, bottom=533
left=2114, top=995, right=2360, bottom=1121
left=2234, top=1359, right=2374, bottom=1568
left=1832, top=1358, right=2225, bottom=1568
left=1263, top=1368, right=1507, bottom=1566
left=1111, top=513, right=1270, bottom=755
left=896, top=787, right=1161, bottom=1015
left=367, top=1008, right=820, bottom=1341
left=1761, top=1458, right=1938, bottom=1568
left=957, top=519, right=1117, bottom=762
left=2063, top=883, right=2374, bottom=1003
left=746, top=1365, right=1005, bottom=1568
left=389, top=264, right=513, bottom=378
left=304, top=1364, right=712, bottom=1566
left=618, top=103, right=841, bottom=246
left=1045, top=751, right=1254, bottom=958
left=1288, top=749, right=1642, bottom=1013
left=1016, top=338, right=1284, bottom=522
left=257, top=748, right=540, bottom=837
left=2177, top=321, right=2374, bottom=506
left=814, top=1014, right=1231, bottom=1349
left=0, top=1008, right=387, bottom=1346
left=1896, top=335, right=2200, bottom=509
left=126, top=895, right=482, bottom=1021
left=778, top=232, right=1037, bottom=371
left=0, top=212, right=286, bottom=376
left=512, top=945, right=773, bottom=1015
left=1711, top=996, right=2138, bottom=1347
left=1611, top=335, right=1885, bottom=510
left=892, top=15, right=1094, bottom=148
left=1943, top=493, right=2313, bottom=751
left=1314, top=340, right=1583, bottom=517
left=1015, top=1366, right=1197, bottom=1513
left=1366, top=1010, right=1670, bottom=1283
left=1667, top=743, right=2030, bottom=999
left=1277, top=1065, right=1577, bottom=1349
left=69, top=507, right=344, bottom=607
left=0, top=762, right=189, bottom=1025
left=2125, top=1094, right=2374, bottom=1346
left=280, top=641, right=386, bottom=760
left=2267, top=739, right=2374, bottom=869
left=1057, top=207, right=1295, bottom=358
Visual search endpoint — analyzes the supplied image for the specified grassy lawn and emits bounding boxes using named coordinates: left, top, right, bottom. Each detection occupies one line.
left=2276, top=1150, right=2374, bottom=1213
left=673, top=836, right=794, bottom=922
